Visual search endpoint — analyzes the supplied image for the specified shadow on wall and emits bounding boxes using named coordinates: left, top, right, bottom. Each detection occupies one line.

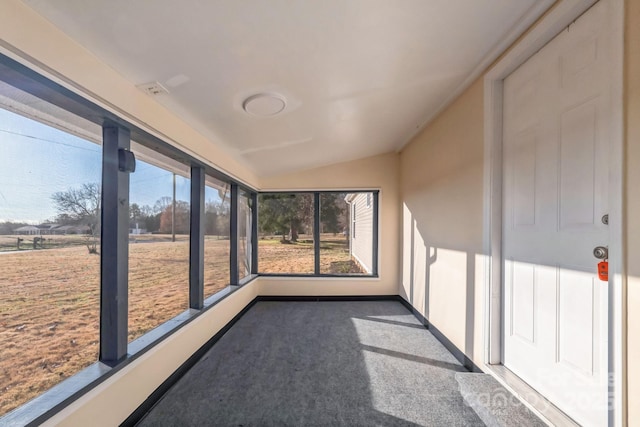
left=401, top=193, right=481, bottom=364
left=401, top=172, right=611, bottom=368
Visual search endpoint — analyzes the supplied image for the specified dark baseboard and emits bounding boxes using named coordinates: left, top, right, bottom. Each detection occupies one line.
left=429, top=323, right=483, bottom=373
left=121, top=297, right=260, bottom=427
left=395, top=296, right=430, bottom=328
left=124, top=294, right=481, bottom=426
left=255, top=295, right=399, bottom=302
left=396, top=296, right=482, bottom=373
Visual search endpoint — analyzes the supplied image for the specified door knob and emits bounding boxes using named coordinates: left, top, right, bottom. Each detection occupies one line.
left=593, top=246, right=608, bottom=260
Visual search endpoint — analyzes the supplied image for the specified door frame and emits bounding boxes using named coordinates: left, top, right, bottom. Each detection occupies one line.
left=482, top=0, right=625, bottom=425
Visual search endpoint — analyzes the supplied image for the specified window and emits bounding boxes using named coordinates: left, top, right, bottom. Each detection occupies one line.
left=128, top=147, right=190, bottom=342
left=258, top=191, right=377, bottom=276
left=344, top=193, right=375, bottom=274
left=204, top=177, right=230, bottom=298
left=320, top=193, right=375, bottom=275
left=0, top=102, right=102, bottom=415
left=238, top=190, right=253, bottom=280
left=319, top=193, right=351, bottom=274
left=0, top=51, right=378, bottom=424
left=258, top=193, right=314, bottom=274
left=0, top=52, right=263, bottom=424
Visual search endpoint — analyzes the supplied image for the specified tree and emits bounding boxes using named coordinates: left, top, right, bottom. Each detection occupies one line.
left=140, top=204, right=160, bottom=232
left=51, top=183, right=101, bottom=254
left=159, top=200, right=190, bottom=234
left=205, top=203, right=218, bottom=236
left=0, top=221, right=29, bottom=235
left=205, top=200, right=230, bottom=237
left=258, top=193, right=348, bottom=243
left=258, top=194, right=313, bottom=242
left=320, top=193, right=347, bottom=234
left=154, top=196, right=173, bottom=215
left=130, top=203, right=142, bottom=223
left=216, top=212, right=230, bottom=238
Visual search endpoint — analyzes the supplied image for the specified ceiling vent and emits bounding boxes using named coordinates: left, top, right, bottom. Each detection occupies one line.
left=136, top=81, right=169, bottom=96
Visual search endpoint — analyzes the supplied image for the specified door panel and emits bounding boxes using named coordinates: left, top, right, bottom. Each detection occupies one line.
left=502, top=1, right=612, bottom=425
left=558, top=268, right=595, bottom=374
left=512, top=130, right=537, bottom=228
left=559, top=100, right=598, bottom=228
left=510, top=261, right=536, bottom=343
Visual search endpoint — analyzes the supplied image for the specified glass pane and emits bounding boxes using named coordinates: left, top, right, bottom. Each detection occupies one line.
left=204, top=178, right=230, bottom=298
left=257, top=193, right=314, bottom=274
left=238, top=190, right=252, bottom=280
left=0, top=106, right=101, bottom=415
left=128, top=150, right=190, bottom=342
left=320, top=192, right=374, bottom=275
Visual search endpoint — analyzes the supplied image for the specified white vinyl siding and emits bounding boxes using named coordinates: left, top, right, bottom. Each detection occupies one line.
left=349, top=193, right=374, bottom=273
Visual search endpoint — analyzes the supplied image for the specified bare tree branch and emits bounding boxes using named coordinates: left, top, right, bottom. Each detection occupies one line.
left=51, top=183, right=101, bottom=254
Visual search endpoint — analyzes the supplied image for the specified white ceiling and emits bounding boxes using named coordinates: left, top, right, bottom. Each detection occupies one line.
left=23, top=0, right=544, bottom=176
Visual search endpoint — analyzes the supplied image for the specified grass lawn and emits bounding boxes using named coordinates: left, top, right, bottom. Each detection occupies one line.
left=258, top=234, right=364, bottom=274
left=0, top=233, right=363, bottom=415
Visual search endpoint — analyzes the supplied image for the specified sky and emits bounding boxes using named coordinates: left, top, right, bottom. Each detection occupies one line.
left=0, top=108, right=221, bottom=224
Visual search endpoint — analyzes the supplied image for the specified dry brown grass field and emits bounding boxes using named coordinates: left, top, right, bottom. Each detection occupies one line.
left=0, top=234, right=91, bottom=252
left=258, top=234, right=363, bottom=275
left=0, top=233, right=361, bottom=415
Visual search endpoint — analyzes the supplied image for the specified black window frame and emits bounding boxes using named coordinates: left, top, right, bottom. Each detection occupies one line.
left=0, top=52, right=379, bottom=426
left=0, top=53, right=259, bottom=426
left=256, top=190, right=379, bottom=277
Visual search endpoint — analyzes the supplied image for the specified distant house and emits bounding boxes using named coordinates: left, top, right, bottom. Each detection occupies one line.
left=37, top=223, right=59, bottom=235
left=129, top=228, right=148, bottom=235
left=74, top=225, right=92, bottom=235
left=344, top=193, right=374, bottom=274
left=14, top=225, right=40, bottom=235
left=53, top=225, right=76, bottom=235
left=54, top=225, right=91, bottom=235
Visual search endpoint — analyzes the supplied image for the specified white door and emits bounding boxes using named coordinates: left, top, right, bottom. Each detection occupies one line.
left=502, top=1, right=613, bottom=426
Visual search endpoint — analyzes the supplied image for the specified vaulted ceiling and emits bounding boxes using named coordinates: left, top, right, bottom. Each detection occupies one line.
left=23, top=0, right=547, bottom=176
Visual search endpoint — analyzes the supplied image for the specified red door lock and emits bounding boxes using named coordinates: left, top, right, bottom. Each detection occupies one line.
left=594, top=246, right=608, bottom=282
left=597, top=261, right=608, bottom=281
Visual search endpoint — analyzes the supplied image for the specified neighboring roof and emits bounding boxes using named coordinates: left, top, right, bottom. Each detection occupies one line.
left=54, top=225, right=76, bottom=231
left=56, top=225, right=91, bottom=232
left=14, top=225, right=40, bottom=232
left=38, top=223, right=59, bottom=229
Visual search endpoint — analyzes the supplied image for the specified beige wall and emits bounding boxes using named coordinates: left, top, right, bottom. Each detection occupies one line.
left=625, top=0, right=639, bottom=424
left=399, top=79, right=485, bottom=362
left=0, top=0, right=260, bottom=189
left=400, top=0, right=638, bottom=424
left=259, top=152, right=400, bottom=296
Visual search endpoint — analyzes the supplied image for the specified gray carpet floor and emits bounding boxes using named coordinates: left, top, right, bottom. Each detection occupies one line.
left=137, top=300, right=484, bottom=427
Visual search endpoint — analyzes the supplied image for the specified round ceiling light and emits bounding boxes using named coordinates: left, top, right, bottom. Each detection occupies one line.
left=242, top=93, right=286, bottom=117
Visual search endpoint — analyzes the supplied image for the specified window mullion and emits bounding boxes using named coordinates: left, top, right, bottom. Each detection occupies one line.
left=314, top=192, right=320, bottom=275
left=189, top=166, right=205, bottom=309
left=251, top=192, right=258, bottom=275
left=373, top=191, right=379, bottom=276
left=230, top=184, right=239, bottom=285
left=100, top=124, right=130, bottom=365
